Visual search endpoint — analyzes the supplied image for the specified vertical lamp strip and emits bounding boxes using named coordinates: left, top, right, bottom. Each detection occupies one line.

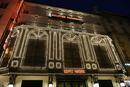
left=62, top=33, right=65, bottom=68
left=49, top=31, right=53, bottom=60
left=80, top=35, right=87, bottom=62
left=54, top=32, right=57, bottom=60
left=19, top=28, right=28, bottom=58
left=86, top=35, right=94, bottom=61
left=16, top=29, right=25, bottom=57
left=46, top=30, right=49, bottom=63
left=78, top=35, right=85, bottom=68
left=87, top=36, right=95, bottom=61
left=52, top=32, right=55, bottom=60
left=13, top=29, right=22, bottom=58
left=56, top=32, right=60, bottom=60
left=83, top=35, right=91, bottom=61
left=59, top=32, right=62, bottom=61
left=48, top=31, right=51, bottom=60
left=20, top=29, right=28, bottom=58
left=103, top=39, right=115, bottom=65
left=106, top=38, right=119, bottom=63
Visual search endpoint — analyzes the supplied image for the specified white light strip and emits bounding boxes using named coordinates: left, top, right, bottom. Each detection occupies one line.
left=49, top=83, right=53, bottom=87
left=125, top=63, right=130, bottom=66
left=93, top=83, right=99, bottom=87
left=48, top=12, right=52, bottom=17
left=8, top=84, right=13, bottom=87
left=120, top=82, right=125, bottom=87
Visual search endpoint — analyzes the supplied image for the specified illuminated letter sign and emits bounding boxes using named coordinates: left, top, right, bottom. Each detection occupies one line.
left=66, top=16, right=83, bottom=22
left=64, top=69, right=85, bottom=74
left=73, top=69, right=85, bottom=74
left=49, top=13, right=66, bottom=19
left=64, top=69, right=73, bottom=74
left=48, top=13, right=83, bottom=22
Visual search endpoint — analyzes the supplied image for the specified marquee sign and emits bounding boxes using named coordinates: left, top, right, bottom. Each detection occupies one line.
left=51, top=13, right=66, bottom=19
left=64, top=68, right=85, bottom=74
left=48, top=12, right=83, bottom=22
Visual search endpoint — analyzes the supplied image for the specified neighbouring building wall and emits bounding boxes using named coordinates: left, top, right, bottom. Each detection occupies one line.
left=0, top=0, right=24, bottom=56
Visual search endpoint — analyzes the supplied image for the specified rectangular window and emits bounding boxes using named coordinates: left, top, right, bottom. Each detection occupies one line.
left=21, top=80, right=42, bottom=87
left=94, top=45, right=113, bottom=68
left=64, top=42, right=82, bottom=68
left=23, top=39, right=46, bottom=66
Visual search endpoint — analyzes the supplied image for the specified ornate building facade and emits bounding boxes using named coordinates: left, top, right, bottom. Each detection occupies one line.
left=0, top=0, right=130, bottom=87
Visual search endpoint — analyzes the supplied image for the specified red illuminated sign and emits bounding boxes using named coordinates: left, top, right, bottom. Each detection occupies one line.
left=64, top=69, right=73, bottom=74
left=64, top=69, right=85, bottom=74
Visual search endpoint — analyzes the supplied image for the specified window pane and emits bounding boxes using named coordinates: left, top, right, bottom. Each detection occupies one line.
left=94, top=45, right=113, bottom=68
left=57, top=81, right=86, bottom=87
left=64, top=42, right=81, bottom=68
left=98, top=80, right=113, bottom=87
left=21, top=80, right=42, bottom=87
left=23, top=39, right=46, bottom=66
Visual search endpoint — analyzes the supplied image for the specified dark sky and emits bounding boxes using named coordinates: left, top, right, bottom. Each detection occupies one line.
left=26, top=0, right=130, bottom=17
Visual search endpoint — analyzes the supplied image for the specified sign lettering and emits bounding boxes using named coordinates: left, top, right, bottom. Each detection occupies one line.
left=64, top=69, right=85, bottom=74
left=49, top=13, right=83, bottom=22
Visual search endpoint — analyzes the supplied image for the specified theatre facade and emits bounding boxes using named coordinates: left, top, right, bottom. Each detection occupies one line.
left=0, top=1, right=130, bottom=87
left=0, top=25, right=126, bottom=87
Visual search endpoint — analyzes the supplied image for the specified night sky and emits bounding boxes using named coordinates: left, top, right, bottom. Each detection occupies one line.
left=26, top=0, right=130, bottom=17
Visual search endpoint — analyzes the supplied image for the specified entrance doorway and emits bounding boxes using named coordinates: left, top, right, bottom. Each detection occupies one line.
left=98, top=80, right=113, bottom=87
left=57, top=80, right=86, bottom=87
left=57, top=76, right=87, bottom=87
left=21, top=80, right=43, bottom=87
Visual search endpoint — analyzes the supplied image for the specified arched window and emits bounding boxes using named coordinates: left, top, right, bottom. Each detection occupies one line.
left=91, top=36, right=114, bottom=69
left=62, top=33, right=83, bottom=68
left=21, top=29, right=48, bottom=69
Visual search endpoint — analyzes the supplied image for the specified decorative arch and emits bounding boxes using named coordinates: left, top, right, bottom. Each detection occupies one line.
left=90, top=35, right=115, bottom=70
left=62, top=33, right=79, bottom=42
left=91, top=36, right=106, bottom=45
left=21, top=29, right=48, bottom=69
left=62, top=32, right=84, bottom=68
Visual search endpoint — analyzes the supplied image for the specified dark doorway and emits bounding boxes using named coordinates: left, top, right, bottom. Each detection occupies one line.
left=98, top=80, right=113, bottom=87
left=21, top=80, right=42, bottom=87
left=57, top=81, right=86, bottom=87
left=57, top=76, right=87, bottom=87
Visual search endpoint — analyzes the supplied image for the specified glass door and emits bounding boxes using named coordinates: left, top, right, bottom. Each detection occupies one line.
left=98, top=80, right=113, bottom=87
left=57, top=80, right=86, bottom=87
left=21, top=80, right=43, bottom=87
